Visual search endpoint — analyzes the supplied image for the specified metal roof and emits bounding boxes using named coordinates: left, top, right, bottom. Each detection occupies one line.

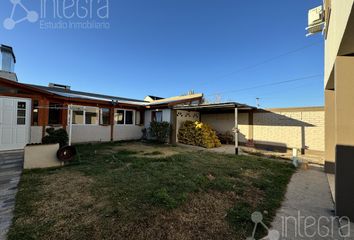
left=27, top=84, right=149, bottom=105
left=26, top=84, right=204, bottom=107
left=173, top=102, right=256, bottom=112
left=148, top=93, right=203, bottom=106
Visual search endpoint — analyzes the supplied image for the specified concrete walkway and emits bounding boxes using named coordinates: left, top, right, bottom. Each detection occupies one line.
left=269, top=166, right=349, bottom=240
left=0, top=151, right=23, bottom=240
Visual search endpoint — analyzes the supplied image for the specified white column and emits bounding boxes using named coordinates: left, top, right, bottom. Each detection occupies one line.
left=235, top=107, right=239, bottom=155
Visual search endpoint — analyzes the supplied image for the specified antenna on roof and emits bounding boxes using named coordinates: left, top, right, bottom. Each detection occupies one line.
left=256, top=98, right=260, bottom=108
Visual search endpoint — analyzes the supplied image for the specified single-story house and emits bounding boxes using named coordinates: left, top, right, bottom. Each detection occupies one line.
left=0, top=44, right=205, bottom=151
left=0, top=77, right=203, bottom=151
left=0, top=45, right=325, bottom=159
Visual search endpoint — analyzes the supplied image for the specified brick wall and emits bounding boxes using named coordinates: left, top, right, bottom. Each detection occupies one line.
left=177, top=107, right=324, bottom=151
left=201, top=107, right=324, bottom=152
left=252, top=108, right=324, bottom=152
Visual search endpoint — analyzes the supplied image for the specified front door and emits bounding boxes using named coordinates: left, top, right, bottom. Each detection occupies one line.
left=0, top=97, right=31, bottom=151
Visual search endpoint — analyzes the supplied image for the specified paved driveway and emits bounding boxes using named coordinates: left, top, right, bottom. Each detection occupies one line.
left=0, top=151, right=23, bottom=240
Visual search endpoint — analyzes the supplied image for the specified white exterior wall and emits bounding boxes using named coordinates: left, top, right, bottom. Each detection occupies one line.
left=144, top=110, right=152, bottom=128
left=113, top=125, right=143, bottom=141
left=30, top=125, right=143, bottom=144
left=30, top=126, right=43, bottom=144
left=201, top=113, right=249, bottom=142
left=325, top=0, right=354, bottom=87
left=68, top=125, right=111, bottom=143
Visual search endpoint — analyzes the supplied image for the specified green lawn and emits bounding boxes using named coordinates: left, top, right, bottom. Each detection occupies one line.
left=8, top=142, right=295, bottom=240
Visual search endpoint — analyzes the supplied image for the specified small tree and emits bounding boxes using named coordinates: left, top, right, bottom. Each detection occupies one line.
left=42, top=128, right=69, bottom=147
left=148, top=121, right=171, bottom=143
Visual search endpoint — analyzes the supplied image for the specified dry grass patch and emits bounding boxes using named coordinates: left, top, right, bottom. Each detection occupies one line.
left=111, top=142, right=183, bottom=158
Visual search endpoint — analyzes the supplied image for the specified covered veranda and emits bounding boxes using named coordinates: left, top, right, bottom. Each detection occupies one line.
left=172, top=102, right=256, bottom=155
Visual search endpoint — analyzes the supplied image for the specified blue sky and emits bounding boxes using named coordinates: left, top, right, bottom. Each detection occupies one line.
left=0, top=0, right=324, bottom=108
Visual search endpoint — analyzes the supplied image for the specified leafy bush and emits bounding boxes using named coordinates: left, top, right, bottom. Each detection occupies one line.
left=178, top=121, right=221, bottom=148
left=148, top=121, right=172, bottom=143
left=42, top=128, right=69, bottom=147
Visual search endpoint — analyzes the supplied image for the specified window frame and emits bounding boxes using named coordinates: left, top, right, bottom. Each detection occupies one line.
left=99, top=108, right=111, bottom=126
left=31, top=100, right=39, bottom=126
left=69, top=105, right=100, bottom=126
left=115, top=108, right=135, bottom=125
left=48, top=103, right=63, bottom=126
left=135, top=110, right=144, bottom=126
left=84, top=106, right=100, bottom=125
left=151, top=110, right=163, bottom=123
left=17, top=101, right=27, bottom=125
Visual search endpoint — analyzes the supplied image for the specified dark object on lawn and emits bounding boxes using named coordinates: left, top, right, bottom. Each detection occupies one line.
left=42, top=128, right=69, bottom=147
left=57, top=146, right=77, bottom=162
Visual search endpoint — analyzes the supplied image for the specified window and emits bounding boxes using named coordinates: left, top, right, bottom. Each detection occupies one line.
left=125, top=110, right=133, bottom=125
left=32, top=100, right=39, bottom=126
left=100, top=108, right=110, bottom=125
left=48, top=103, right=62, bottom=125
left=85, top=107, right=99, bottom=125
left=115, top=110, right=125, bottom=124
left=17, top=102, right=26, bottom=125
left=70, top=106, right=99, bottom=125
left=152, top=111, right=163, bottom=122
left=72, top=109, right=84, bottom=125
left=115, top=109, right=135, bottom=125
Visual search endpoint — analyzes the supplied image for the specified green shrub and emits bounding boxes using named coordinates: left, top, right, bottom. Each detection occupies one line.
left=178, top=121, right=221, bottom=148
left=148, top=121, right=171, bottom=143
left=42, top=128, right=69, bottom=147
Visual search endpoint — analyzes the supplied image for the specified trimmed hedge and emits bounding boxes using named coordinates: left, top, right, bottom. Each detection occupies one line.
left=178, top=121, right=221, bottom=148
